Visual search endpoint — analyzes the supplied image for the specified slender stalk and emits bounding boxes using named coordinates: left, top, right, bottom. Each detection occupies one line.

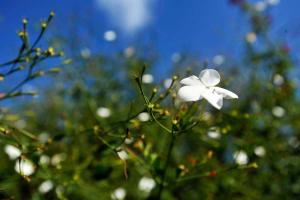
left=156, top=132, right=176, bottom=199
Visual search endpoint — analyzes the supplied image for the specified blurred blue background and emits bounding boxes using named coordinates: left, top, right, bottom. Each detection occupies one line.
left=1, top=0, right=300, bottom=76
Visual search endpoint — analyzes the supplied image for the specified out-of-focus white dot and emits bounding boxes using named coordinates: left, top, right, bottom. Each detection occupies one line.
left=125, top=137, right=134, bottom=144
left=4, top=145, right=21, bottom=160
left=171, top=53, right=181, bottom=63
left=138, top=177, right=156, bottom=193
left=213, top=54, right=225, bottom=66
left=142, top=74, right=153, bottom=84
left=117, top=150, right=129, bottom=160
left=163, top=78, right=172, bottom=89
left=233, top=150, right=248, bottom=165
left=246, top=32, right=257, bottom=43
left=207, top=127, right=221, bottom=139
left=273, top=74, right=284, bottom=86
left=51, top=153, right=66, bottom=166
left=104, top=30, right=117, bottom=42
left=38, top=132, right=50, bottom=143
left=39, top=180, right=54, bottom=194
left=267, top=0, right=280, bottom=6
left=138, top=112, right=150, bottom=122
left=124, top=47, right=135, bottom=58
left=202, top=112, right=212, bottom=121
left=254, top=146, right=266, bottom=157
left=39, top=155, right=50, bottom=165
left=97, top=107, right=111, bottom=118
left=80, top=48, right=91, bottom=59
left=272, top=106, right=285, bottom=118
left=15, top=159, right=35, bottom=176
left=254, top=1, right=267, bottom=11
left=111, top=187, right=126, bottom=200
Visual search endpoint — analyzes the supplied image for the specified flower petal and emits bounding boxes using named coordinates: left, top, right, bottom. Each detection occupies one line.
left=213, top=87, right=238, bottom=99
left=180, top=75, right=202, bottom=86
left=200, top=88, right=223, bottom=109
left=199, top=69, right=220, bottom=87
left=178, top=86, right=203, bottom=102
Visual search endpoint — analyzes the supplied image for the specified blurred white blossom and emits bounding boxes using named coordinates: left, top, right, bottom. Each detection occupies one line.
left=138, top=112, right=150, bottom=122
left=255, top=1, right=267, bottom=12
left=254, top=146, right=266, bottom=157
left=272, top=106, right=285, bottom=118
left=266, top=0, right=280, bottom=6
left=4, top=145, right=21, bottom=160
left=163, top=78, right=172, bottom=89
left=171, top=53, right=181, bottom=63
left=117, top=150, right=129, bottom=160
left=39, top=155, right=50, bottom=165
left=51, top=153, right=66, bottom=166
left=104, top=30, right=117, bottom=42
left=39, top=180, right=54, bottom=194
left=97, top=107, right=111, bottom=118
left=212, top=54, right=225, bottom=66
left=138, top=176, right=156, bottom=193
left=178, top=69, right=238, bottom=109
left=111, top=187, right=126, bottom=200
left=246, top=32, right=257, bottom=43
left=80, top=48, right=91, bottom=59
left=207, top=127, right=221, bottom=139
left=142, top=74, right=154, bottom=84
left=233, top=150, right=248, bottom=165
left=124, top=47, right=135, bottom=58
left=15, top=159, right=35, bottom=176
left=273, top=74, right=284, bottom=86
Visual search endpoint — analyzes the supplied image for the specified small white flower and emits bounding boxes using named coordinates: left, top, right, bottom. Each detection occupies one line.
left=15, top=119, right=26, bottom=129
left=213, top=54, right=225, bottom=66
left=178, top=69, right=238, bottom=109
left=80, top=48, right=91, bottom=59
left=104, top=30, right=117, bottom=42
left=4, top=145, right=21, bottom=160
left=272, top=106, right=285, bottom=118
left=125, top=137, right=134, bottom=144
left=273, top=74, right=284, bottom=86
left=266, top=0, right=280, bottom=6
left=207, top=127, right=221, bottom=139
left=39, top=180, right=54, bottom=194
left=163, top=78, right=172, bottom=89
left=124, top=47, right=135, bottom=58
left=38, top=132, right=50, bottom=143
left=254, top=146, right=266, bottom=157
left=142, top=74, right=154, bottom=84
left=138, top=112, right=150, bottom=122
left=15, top=159, right=35, bottom=176
left=255, top=1, right=267, bottom=12
left=117, top=150, right=129, bottom=160
left=138, top=177, right=156, bottom=193
left=111, top=187, right=126, bottom=200
left=246, top=32, right=257, bottom=43
left=233, top=150, right=248, bottom=165
left=39, top=155, right=50, bottom=165
left=51, top=153, right=66, bottom=166
left=97, top=107, right=111, bottom=118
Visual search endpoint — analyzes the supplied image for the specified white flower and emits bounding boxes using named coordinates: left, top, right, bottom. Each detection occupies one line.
left=254, top=146, right=266, bottom=157
left=111, top=187, right=126, bottom=200
left=15, top=159, right=35, bottom=176
left=39, top=180, right=54, bottom=194
left=142, top=74, right=154, bottom=84
left=178, top=69, right=238, bottom=110
left=273, top=74, right=284, bottom=86
left=138, top=177, right=156, bottom=193
left=255, top=1, right=267, bottom=12
left=124, top=47, right=135, bottom=58
left=4, top=145, right=21, bottom=160
left=117, top=150, right=129, bottom=160
left=39, top=155, right=50, bottom=165
left=97, top=107, right=111, bottom=118
left=246, top=32, right=257, bottom=43
left=233, top=150, right=248, bottom=165
left=213, top=54, right=225, bottom=66
left=272, top=106, right=285, bottom=118
left=207, top=127, right=221, bottom=139
left=104, top=30, right=117, bottom=42
left=51, top=153, right=66, bottom=166
left=80, top=48, right=91, bottom=59
left=266, top=0, right=280, bottom=6
left=138, top=112, right=150, bottom=122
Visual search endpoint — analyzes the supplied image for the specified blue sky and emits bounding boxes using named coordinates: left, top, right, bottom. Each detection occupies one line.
left=1, top=0, right=300, bottom=77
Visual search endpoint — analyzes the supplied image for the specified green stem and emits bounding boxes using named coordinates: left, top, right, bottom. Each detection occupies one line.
left=156, top=132, right=176, bottom=199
